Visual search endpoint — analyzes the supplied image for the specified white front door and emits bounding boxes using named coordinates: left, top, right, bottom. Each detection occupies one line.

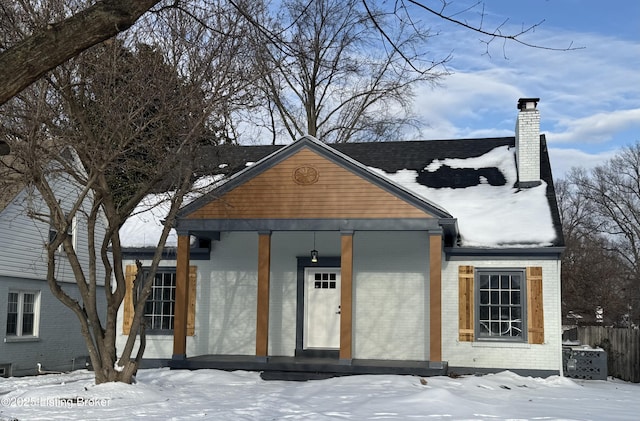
left=304, top=268, right=341, bottom=349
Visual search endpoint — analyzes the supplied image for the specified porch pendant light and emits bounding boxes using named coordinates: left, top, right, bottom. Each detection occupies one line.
left=311, top=232, right=318, bottom=263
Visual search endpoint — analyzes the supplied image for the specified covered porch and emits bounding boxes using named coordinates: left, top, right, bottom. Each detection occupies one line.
left=165, top=137, right=458, bottom=375
left=170, top=227, right=447, bottom=370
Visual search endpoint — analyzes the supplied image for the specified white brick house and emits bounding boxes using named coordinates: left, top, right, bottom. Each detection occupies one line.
left=118, top=98, right=564, bottom=378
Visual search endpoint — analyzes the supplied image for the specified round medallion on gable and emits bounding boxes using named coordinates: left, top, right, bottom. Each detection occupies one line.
left=293, top=165, right=319, bottom=185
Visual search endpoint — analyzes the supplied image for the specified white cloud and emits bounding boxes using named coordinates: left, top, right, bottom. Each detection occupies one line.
left=548, top=109, right=640, bottom=144
left=548, top=147, right=620, bottom=179
left=408, top=25, right=640, bottom=155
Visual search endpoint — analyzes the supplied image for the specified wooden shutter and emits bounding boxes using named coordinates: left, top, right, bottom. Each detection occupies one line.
left=458, top=265, right=475, bottom=341
left=527, top=266, right=544, bottom=344
left=187, top=266, right=197, bottom=336
left=122, top=264, right=137, bottom=335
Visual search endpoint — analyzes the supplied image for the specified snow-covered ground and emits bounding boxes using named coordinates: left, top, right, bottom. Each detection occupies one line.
left=1, top=369, right=639, bottom=420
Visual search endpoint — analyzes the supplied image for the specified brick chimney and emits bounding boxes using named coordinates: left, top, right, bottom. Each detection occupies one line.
left=515, top=98, right=541, bottom=188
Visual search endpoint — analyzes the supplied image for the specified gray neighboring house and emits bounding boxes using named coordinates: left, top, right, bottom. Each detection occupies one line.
left=0, top=145, right=106, bottom=377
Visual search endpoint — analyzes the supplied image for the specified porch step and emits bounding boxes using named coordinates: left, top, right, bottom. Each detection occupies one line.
left=170, top=355, right=448, bottom=380
left=260, top=371, right=346, bottom=381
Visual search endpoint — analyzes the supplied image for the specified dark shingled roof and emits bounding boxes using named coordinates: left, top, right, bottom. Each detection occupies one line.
left=193, top=137, right=564, bottom=248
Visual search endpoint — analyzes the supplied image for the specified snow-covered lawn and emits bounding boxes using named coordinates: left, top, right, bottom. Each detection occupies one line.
left=1, top=369, right=638, bottom=420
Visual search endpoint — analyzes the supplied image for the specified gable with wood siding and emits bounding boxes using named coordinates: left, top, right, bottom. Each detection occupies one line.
left=187, top=148, right=434, bottom=220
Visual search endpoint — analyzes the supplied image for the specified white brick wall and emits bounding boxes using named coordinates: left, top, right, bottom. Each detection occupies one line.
left=515, top=108, right=541, bottom=184
left=353, top=231, right=429, bottom=360
left=441, top=258, right=562, bottom=372
left=189, top=232, right=259, bottom=356
left=117, top=232, right=260, bottom=359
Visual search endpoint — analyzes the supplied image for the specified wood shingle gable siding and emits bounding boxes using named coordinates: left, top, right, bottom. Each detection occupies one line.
left=187, top=148, right=433, bottom=220
left=458, top=265, right=544, bottom=344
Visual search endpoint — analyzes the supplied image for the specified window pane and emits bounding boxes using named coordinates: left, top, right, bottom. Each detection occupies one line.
left=22, top=313, right=34, bottom=335
left=479, top=322, right=490, bottom=335
left=480, top=291, right=489, bottom=305
left=490, top=291, right=499, bottom=305
left=7, top=293, right=18, bottom=313
left=6, top=313, right=17, bottom=335
left=164, top=274, right=173, bottom=287
left=511, top=275, right=521, bottom=289
left=490, top=275, right=499, bottom=289
left=501, top=275, right=510, bottom=289
left=511, top=291, right=521, bottom=305
left=512, top=307, right=522, bottom=320
left=501, top=291, right=510, bottom=304
left=479, top=306, right=489, bottom=320
left=23, top=293, right=35, bottom=314
left=511, top=321, right=523, bottom=337
left=161, top=316, right=171, bottom=330
left=479, top=274, right=489, bottom=289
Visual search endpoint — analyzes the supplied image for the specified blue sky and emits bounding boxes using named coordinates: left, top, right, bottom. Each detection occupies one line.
left=405, top=0, right=640, bottom=178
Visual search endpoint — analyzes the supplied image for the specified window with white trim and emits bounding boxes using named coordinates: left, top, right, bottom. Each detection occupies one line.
left=476, top=269, right=526, bottom=341
left=6, top=291, right=40, bottom=337
left=143, top=269, right=176, bottom=333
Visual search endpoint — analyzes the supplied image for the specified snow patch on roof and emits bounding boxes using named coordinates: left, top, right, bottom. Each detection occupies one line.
left=370, top=145, right=556, bottom=247
left=119, top=175, right=224, bottom=248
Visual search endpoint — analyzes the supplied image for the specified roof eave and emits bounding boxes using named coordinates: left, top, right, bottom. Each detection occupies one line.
left=444, top=245, right=565, bottom=261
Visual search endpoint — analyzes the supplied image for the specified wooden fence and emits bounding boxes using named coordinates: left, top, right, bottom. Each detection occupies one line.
left=577, top=326, right=640, bottom=382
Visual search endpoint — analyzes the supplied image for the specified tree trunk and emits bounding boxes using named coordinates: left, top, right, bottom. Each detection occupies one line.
left=0, top=0, right=160, bottom=105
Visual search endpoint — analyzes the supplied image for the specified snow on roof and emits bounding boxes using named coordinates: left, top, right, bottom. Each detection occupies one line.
left=119, top=145, right=556, bottom=249
left=370, top=145, right=556, bottom=247
left=119, top=175, right=224, bottom=248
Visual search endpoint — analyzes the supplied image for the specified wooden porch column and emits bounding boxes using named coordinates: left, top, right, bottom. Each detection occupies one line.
left=340, top=232, right=354, bottom=361
left=429, top=233, right=443, bottom=362
left=255, top=232, right=272, bottom=358
left=173, top=234, right=191, bottom=358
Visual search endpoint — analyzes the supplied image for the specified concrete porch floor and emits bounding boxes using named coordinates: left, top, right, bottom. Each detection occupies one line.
left=169, top=355, right=448, bottom=381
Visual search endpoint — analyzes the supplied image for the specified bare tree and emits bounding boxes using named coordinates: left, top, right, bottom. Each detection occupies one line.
left=556, top=178, right=631, bottom=325
left=0, top=1, right=253, bottom=384
left=561, top=143, right=640, bottom=325
left=0, top=0, right=580, bottom=107
left=242, top=0, right=445, bottom=144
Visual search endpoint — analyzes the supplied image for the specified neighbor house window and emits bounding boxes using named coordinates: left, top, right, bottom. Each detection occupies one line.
left=476, top=269, right=526, bottom=341
left=49, top=214, right=77, bottom=252
left=143, top=269, right=176, bottom=333
left=6, top=291, right=40, bottom=337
